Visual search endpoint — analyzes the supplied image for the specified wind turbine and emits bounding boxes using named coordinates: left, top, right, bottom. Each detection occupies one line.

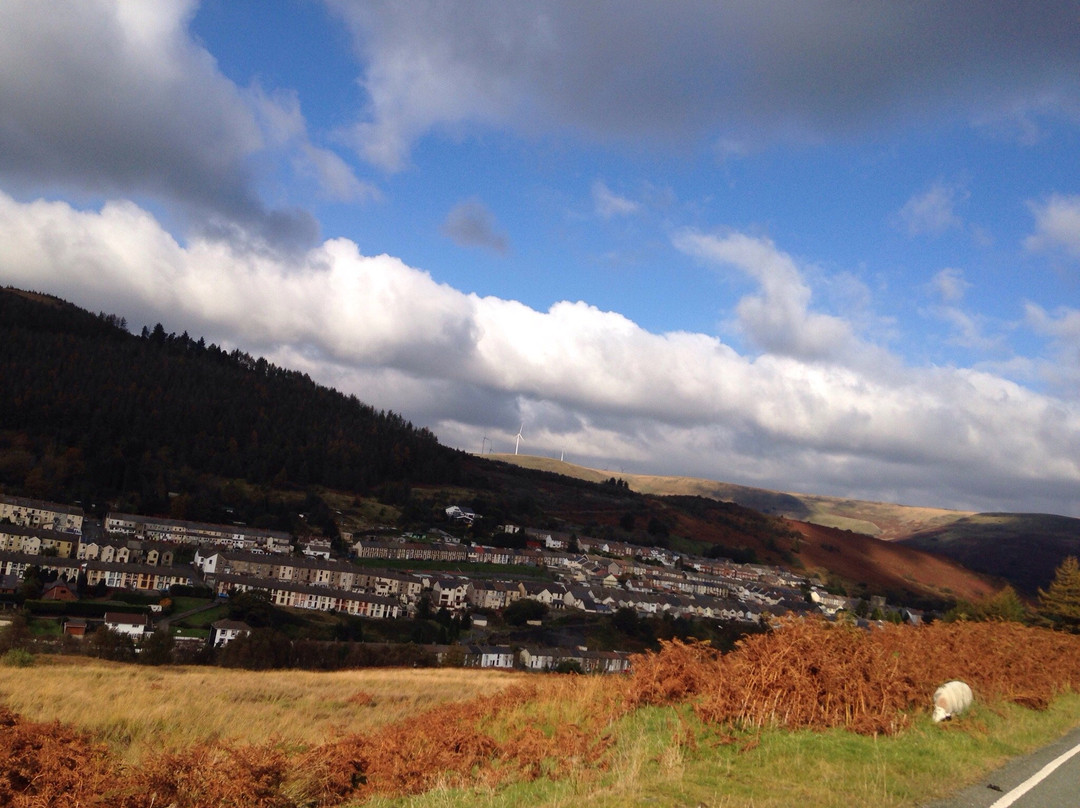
left=514, top=423, right=525, bottom=455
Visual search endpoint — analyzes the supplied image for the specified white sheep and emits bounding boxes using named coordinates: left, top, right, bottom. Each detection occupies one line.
left=932, top=680, right=973, bottom=722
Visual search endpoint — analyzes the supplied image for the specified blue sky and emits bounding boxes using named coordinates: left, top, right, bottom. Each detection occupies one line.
left=1, top=1, right=1079, bottom=516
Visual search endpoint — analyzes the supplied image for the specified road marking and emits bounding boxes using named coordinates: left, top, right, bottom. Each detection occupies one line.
left=988, top=738, right=1080, bottom=808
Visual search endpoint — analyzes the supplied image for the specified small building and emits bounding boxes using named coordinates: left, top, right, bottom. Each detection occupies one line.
left=63, top=618, right=88, bottom=638
left=42, top=580, right=78, bottom=601
left=103, top=611, right=150, bottom=637
left=0, top=573, right=20, bottom=596
left=209, top=619, right=252, bottom=648
left=464, top=644, right=515, bottom=669
left=445, top=506, right=477, bottom=525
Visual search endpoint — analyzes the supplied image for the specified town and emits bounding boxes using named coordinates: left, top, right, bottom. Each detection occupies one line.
left=0, top=493, right=919, bottom=672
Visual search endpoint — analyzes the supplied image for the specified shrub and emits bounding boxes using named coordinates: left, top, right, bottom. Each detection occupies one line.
left=1, top=648, right=34, bottom=667
left=504, top=598, right=548, bottom=626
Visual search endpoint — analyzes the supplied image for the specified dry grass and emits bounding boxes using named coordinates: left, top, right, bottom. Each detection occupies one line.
left=5, top=620, right=1080, bottom=807
left=0, top=655, right=529, bottom=761
left=627, top=618, right=1080, bottom=735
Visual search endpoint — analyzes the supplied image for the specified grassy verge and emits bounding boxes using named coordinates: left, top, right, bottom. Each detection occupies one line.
left=361, top=694, right=1080, bottom=808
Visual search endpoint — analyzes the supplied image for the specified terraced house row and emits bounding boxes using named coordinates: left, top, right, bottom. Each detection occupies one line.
left=0, top=551, right=195, bottom=591
left=105, top=512, right=292, bottom=554
left=0, top=494, right=84, bottom=534
left=211, top=572, right=402, bottom=619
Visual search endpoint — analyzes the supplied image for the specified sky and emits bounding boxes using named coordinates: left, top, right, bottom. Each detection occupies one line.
left=1, top=1, right=1079, bottom=517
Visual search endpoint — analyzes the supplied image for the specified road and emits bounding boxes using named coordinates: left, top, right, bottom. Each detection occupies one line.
left=924, top=725, right=1080, bottom=808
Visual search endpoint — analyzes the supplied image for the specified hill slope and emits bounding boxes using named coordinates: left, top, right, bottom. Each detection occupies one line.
left=473, top=458, right=997, bottom=606
left=899, top=513, right=1080, bottom=594
left=0, top=286, right=465, bottom=513
left=789, top=519, right=998, bottom=605
left=489, top=454, right=972, bottom=539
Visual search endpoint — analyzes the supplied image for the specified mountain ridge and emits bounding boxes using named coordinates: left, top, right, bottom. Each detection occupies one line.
left=485, top=453, right=975, bottom=540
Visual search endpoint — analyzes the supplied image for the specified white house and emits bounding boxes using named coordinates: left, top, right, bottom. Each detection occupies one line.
left=465, top=645, right=514, bottom=669
left=103, top=611, right=150, bottom=637
left=209, top=619, right=252, bottom=648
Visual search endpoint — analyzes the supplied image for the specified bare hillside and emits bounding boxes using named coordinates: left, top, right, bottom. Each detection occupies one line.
left=489, top=454, right=972, bottom=540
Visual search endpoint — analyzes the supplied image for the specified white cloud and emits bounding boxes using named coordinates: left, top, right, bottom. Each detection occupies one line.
left=3, top=191, right=1079, bottom=515
left=440, top=198, right=510, bottom=254
left=934, top=307, right=1006, bottom=353
left=327, top=0, right=1080, bottom=170
left=1024, top=303, right=1080, bottom=394
left=249, top=85, right=380, bottom=204
left=1026, top=194, right=1080, bottom=258
left=592, top=180, right=639, bottom=218
left=673, top=230, right=857, bottom=361
left=929, top=268, right=971, bottom=302
left=922, top=268, right=1009, bottom=354
left=897, top=183, right=965, bottom=236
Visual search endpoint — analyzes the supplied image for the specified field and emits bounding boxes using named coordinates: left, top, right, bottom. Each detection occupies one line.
left=4, top=619, right=1080, bottom=807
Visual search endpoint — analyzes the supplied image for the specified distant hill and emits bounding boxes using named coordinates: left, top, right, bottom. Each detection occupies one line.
left=898, top=513, right=1080, bottom=594
left=788, top=519, right=998, bottom=605
left=490, top=454, right=1080, bottom=597
left=477, top=456, right=997, bottom=607
left=488, top=454, right=972, bottom=539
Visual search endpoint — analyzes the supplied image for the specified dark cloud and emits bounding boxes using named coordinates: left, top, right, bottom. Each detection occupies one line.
left=440, top=198, right=510, bottom=254
left=331, top=0, right=1080, bottom=167
left=0, top=1, right=318, bottom=248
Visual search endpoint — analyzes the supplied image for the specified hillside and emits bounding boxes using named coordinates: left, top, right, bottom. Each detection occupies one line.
left=0, top=286, right=1006, bottom=604
left=489, top=454, right=1075, bottom=597
left=468, top=458, right=997, bottom=606
left=0, top=286, right=465, bottom=518
left=788, top=520, right=999, bottom=605
left=899, top=513, right=1080, bottom=594
left=488, top=454, right=972, bottom=539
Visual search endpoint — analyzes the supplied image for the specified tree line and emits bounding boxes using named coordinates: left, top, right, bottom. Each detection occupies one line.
left=0, top=287, right=467, bottom=515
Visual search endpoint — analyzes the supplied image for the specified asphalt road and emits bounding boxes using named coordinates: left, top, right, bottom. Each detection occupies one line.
left=923, top=725, right=1080, bottom=808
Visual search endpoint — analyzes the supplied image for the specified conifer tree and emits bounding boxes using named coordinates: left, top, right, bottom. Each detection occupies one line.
left=1038, top=556, right=1080, bottom=632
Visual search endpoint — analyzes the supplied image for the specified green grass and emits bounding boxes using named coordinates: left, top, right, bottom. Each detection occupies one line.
left=27, top=617, right=62, bottom=637
left=171, top=627, right=210, bottom=639
left=359, top=694, right=1080, bottom=808
left=174, top=604, right=229, bottom=628
left=168, top=595, right=214, bottom=613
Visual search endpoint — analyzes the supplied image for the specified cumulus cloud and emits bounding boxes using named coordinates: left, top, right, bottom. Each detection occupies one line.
left=0, top=0, right=370, bottom=245
left=935, top=308, right=1007, bottom=353
left=592, top=180, right=639, bottom=218
left=328, top=0, right=1080, bottom=170
left=440, top=198, right=510, bottom=254
left=897, top=183, right=965, bottom=236
left=3, top=190, right=1078, bottom=515
left=673, top=230, right=856, bottom=361
left=1025, top=194, right=1080, bottom=258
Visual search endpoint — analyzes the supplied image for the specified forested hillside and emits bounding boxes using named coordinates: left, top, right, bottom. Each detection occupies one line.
left=0, top=287, right=464, bottom=515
